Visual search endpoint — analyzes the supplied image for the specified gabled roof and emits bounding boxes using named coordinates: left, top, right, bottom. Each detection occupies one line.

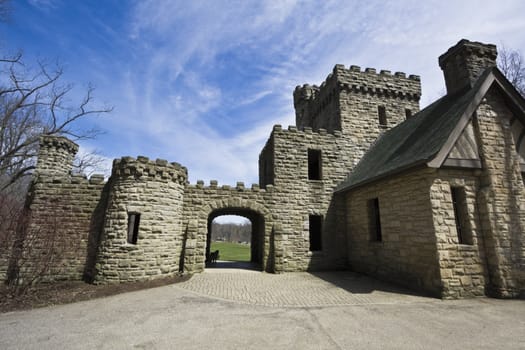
left=335, top=67, right=525, bottom=193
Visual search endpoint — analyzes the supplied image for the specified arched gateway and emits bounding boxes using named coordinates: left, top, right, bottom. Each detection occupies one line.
left=207, top=209, right=265, bottom=268
left=181, top=183, right=274, bottom=273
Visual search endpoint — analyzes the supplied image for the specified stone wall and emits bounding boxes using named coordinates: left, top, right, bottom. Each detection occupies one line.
left=345, top=168, right=443, bottom=296
left=475, top=88, right=525, bottom=297
left=181, top=182, right=273, bottom=273
left=8, top=135, right=108, bottom=283
left=267, top=125, right=352, bottom=271
left=430, top=170, right=488, bottom=298
left=21, top=173, right=108, bottom=282
left=337, top=66, right=421, bottom=166
left=95, top=157, right=187, bottom=283
left=294, top=65, right=421, bottom=168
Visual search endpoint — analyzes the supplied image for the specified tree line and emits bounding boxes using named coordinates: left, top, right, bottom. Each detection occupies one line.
left=211, top=222, right=252, bottom=243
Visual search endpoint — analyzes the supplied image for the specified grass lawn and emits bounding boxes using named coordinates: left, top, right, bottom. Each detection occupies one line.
left=210, top=241, right=250, bottom=262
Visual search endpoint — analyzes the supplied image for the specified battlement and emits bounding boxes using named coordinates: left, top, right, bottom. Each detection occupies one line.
left=293, top=63, right=421, bottom=132
left=187, top=179, right=273, bottom=193
left=331, top=64, right=421, bottom=100
left=272, top=124, right=343, bottom=138
left=111, top=156, right=187, bottom=184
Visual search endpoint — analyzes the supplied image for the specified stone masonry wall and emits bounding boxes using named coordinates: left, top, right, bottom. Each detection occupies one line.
left=475, top=88, right=525, bottom=297
left=345, top=168, right=443, bottom=296
left=336, top=66, right=421, bottom=167
left=181, top=182, right=273, bottom=273
left=430, top=169, right=488, bottom=298
left=35, top=135, right=78, bottom=175
left=268, top=125, right=352, bottom=271
left=22, top=173, right=108, bottom=282
left=95, top=157, right=187, bottom=283
left=13, top=135, right=108, bottom=283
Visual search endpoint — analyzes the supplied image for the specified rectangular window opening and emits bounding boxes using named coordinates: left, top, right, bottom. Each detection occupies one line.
left=405, top=108, right=412, bottom=119
left=308, top=149, right=322, bottom=180
left=378, top=106, right=387, bottom=127
left=309, top=215, right=322, bottom=251
left=450, top=187, right=472, bottom=245
left=368, top=198, right=382, bottom=242
left=127, top=213, right=141, bottom=244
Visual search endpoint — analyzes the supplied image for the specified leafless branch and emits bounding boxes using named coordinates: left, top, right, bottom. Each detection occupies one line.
left=498, top=44, right=525, bottom=97
left=0, top=53, right=112, bottom=188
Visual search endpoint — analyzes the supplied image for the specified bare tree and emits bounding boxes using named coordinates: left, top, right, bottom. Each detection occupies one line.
left=498, top=45, right=525, bottom=97
left=1, top=193, right=74, bottom=297
left=0, top=54, right=112, bottom=190
left=72, top=150, right=110, bottom=177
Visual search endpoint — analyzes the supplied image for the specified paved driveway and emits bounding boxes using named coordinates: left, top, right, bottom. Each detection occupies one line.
left=1, top=270, right=524, bottom=349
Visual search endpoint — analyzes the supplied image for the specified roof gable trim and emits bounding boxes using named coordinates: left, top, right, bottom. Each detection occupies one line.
left=426, top=72, right=496, bottom=168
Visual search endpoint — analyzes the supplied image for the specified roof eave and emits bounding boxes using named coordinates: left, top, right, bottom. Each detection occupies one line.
left=335, top=161, right=430, bottom=194
left=427, top=70, right=496, bottom=168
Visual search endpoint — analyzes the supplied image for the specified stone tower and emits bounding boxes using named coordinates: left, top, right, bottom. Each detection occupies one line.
left=95, top=156, right=188, bottom=283
left=293, top=64, right=422, bottom=166
left=36, top=135, right=78, bottom=175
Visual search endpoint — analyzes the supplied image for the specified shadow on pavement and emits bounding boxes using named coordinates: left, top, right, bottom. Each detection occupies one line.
left=206, top=260, right=261, bottom=271
left=309, top=271, right=433, bottom=298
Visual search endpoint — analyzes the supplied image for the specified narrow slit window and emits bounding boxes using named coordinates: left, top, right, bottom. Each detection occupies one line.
left=127, top=213, right=141, bottom=244
left=368, top=198, right=382, bottom=242
left=308, top=149, right=322, bottom=180
left=450, top=187, right=472, bottom=245
left=309, top=215, right=322, bottom=251
left=405, top=108, right=412, bottom=119
left=378, top=106, right=387, bottom=126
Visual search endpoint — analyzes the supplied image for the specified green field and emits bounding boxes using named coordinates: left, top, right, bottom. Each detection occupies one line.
left=210, top=241, right=250, bottom=262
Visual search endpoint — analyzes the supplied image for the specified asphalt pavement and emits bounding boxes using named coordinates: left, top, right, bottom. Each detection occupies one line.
left=1, top=269, right=524, bottom=349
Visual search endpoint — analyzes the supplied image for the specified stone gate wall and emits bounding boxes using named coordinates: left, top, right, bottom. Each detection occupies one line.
left=181, top=181, right=273, bottom=273
left=264, top=125, right=353, bottom=271
left=16, top=136, right=109, bottom=283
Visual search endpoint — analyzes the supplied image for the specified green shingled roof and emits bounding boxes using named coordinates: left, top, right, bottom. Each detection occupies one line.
left=336, top=68, right=494, bottom=193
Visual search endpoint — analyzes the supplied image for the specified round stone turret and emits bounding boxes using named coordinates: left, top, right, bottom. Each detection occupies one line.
left=95, top=156, right=188, bottom=283
left=36, top=135, right=79, bottom=176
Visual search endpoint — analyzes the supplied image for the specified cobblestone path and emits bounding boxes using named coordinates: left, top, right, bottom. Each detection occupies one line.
left=176, top=269, right=432, bottom=307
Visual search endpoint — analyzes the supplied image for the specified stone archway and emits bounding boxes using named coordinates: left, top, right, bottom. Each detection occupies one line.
left=206, top=208, right=265, bottom=269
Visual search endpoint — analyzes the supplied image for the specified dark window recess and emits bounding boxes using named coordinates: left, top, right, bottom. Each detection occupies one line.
left=368, top=198, right=382, bottom=242
left=378, top=106, right=387, bottom=126
left=451, top=187, right=472, bottom=245
left=405, top=108, right=412, bottom=119
left=308, top=149, right=322, bottom=180
left=309, top=215, right=322, bottom=251
left=127, top=213, right=141, bottom=244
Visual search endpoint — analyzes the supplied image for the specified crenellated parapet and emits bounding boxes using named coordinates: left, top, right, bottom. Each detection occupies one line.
left=111, top=156, right=187, bottom=185
left=333, top=64, right=421, bottom=100
left=187, top=179, right=274, bottom=193
left=294, top=64, right=421, bottom=133
left=36, top=135, right=79, bottom=176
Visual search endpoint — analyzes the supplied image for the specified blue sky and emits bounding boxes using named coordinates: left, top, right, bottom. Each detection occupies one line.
left=3, top=0, right=525, bottom=188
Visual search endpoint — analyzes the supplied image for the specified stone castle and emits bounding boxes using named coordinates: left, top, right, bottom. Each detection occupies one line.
left=3, top=39, right=524, bottom=299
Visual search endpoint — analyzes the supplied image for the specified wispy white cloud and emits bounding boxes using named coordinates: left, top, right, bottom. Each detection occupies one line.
left=65, top=0, right=525, bottom=186
left=27, top=0, right=61, bottom=10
